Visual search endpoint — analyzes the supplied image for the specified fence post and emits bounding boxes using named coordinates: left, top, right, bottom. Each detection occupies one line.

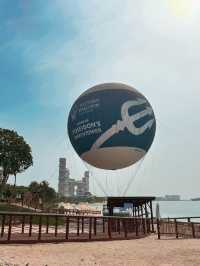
left=142, top=217, right=146, bottom=234
left=7, top=215, right=12, bottom=241
left=55, top=216, right=58, bottom=237
left=1, top=215, right=5, bottom=237
left=102, top=217, right=105, bottom=233
left=117, top=218, right=120, bottom=234
left=150, top=200, right=154, bottom=232
left=21, top=215, right=25, bottom=234
left=123, top=219, right=127, bottom=238
left=38, top=216, right=42, bottom=241
left=144, top=204, right=149, bottom=234
left=65, top=217, right=69, bottom=240
left=89, top=217, right=92, bottom=240
left=191, top=222, right=195, bottom=238
left=93, top=217, right=97, bottom=236
left=135, top=218, right=138, bottom=236
left=174, top=219, right=178, bottom=239
left=77, top=217, right=80, bottom=236
left=157, top=219, right=160, bottom=239
left=115, top=218, right=117, bottom=232
left=147, top=218, right=151, bottom=233
left=29, top=215, right=32, bottom=237
left=81, top=217, right=84, bottom=234
left=46, top=216, right=49, bottom=234
left=108, top=218, right=111, bottom=239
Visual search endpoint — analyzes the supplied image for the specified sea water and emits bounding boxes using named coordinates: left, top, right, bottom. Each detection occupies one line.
left=90, top=201, right=200, bottom=221
left=153, top=201, right=200, bottom=221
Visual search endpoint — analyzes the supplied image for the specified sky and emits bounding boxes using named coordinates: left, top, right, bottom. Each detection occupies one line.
left=0, top=0, right=200, bottom=199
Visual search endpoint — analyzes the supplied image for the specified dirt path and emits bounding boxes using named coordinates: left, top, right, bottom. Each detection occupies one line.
left=0, top=235, right=200, bottom=266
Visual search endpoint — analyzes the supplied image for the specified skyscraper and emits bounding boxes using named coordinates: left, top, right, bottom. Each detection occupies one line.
left=59, top=158, right=67, bottom=180
left=58, top=158, right=70, bottom=196
left=83, top=171, right=89, bottom=194
left=58, top=158, right=90, bottom=197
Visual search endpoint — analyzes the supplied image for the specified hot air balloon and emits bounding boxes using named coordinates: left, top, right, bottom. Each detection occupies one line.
left=67, top=83, right=156, bottom=170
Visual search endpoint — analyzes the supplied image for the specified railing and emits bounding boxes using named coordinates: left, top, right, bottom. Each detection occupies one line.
left=45, top=208, right=101, bottom=216
left=157, top=217, right=200, bottom=239
left=11, top=202, right=102, bottom=216
left=0, top=211, right=151, bottom=243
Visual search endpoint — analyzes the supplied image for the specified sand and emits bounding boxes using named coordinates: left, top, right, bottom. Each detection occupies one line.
left=0, top=235, right=200, bottom=266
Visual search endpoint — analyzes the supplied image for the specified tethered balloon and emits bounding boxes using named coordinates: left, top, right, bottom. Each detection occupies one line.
left=68, top=83, right=156, bottom=170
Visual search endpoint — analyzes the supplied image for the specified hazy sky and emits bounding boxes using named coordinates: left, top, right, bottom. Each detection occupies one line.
left=1, top=0, right=200, bottom=198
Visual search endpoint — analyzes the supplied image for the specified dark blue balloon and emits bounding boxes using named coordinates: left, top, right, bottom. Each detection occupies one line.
left=68, top=83, right=156, bottom=170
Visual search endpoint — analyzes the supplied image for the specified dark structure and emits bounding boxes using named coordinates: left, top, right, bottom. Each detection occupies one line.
left=107, top=196, right=155, bottom=232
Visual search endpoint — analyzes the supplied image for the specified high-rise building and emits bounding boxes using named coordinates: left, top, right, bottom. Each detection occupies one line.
left=82, top=171, right=89, bottom=194
left=58, top=158, right=70, bottom=196
left=58, top=158, right=90, bottom=197
left=59, top=158, right=67, bottom=180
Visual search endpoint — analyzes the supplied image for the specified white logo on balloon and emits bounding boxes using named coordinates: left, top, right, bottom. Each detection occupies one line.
left=91, top=98, right=154, bottom=150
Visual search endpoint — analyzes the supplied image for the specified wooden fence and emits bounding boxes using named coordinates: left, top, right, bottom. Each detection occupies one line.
left=11, top=201, right=102, bottom=216
left=0, top=211, right=151, bottom=244
left=157, top=217, right=200, bottom=239
left=44, top=207, right=101, bottom=216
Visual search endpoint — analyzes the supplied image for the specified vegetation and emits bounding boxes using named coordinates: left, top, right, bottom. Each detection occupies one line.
left=0, top=203, right=64, bottom=226
left=0, top=184, right=28, bottom=199
left=0, top=202, right=32, bottom=212
left=0, top=180, right=57, bottom=210
left=28, top=180, right=57, bottom=205
left=0, top=128, right=33, bottom=186
left=0, top=181, right=104, bottom=207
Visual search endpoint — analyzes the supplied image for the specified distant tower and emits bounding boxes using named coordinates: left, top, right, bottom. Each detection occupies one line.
left=83, top=171, right=89, bottom=194
left=58, top=158, right=90, bottom=197
left=59, top=158, right=67, bottom=180
left=58, top=158, right=69, bottom=196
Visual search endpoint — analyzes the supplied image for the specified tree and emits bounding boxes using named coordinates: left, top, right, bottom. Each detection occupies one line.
left=39, top=181, right=57, bottom=203
left=29, top=181, right=40, bottom=193
left=28, top=180, right=57, bottom=203
left=0, top=128, right=33, bottom=186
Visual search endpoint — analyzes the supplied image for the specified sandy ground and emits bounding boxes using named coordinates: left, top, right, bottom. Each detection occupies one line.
left=1, top=235, right=200, bottom=266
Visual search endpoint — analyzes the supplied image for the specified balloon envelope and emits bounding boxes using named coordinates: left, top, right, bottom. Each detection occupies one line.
left=68, top=83, right=156, bottom=170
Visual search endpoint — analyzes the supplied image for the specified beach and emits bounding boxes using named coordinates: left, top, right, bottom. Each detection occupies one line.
left=0, top=235, right=200, bottom=266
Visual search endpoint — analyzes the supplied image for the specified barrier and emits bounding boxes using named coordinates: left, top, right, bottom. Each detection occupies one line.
left=0, top=211, right=151, bottom=243
left=157, top=217, right=200, bottom=239
left=11, top=202, right=102, bottom=216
